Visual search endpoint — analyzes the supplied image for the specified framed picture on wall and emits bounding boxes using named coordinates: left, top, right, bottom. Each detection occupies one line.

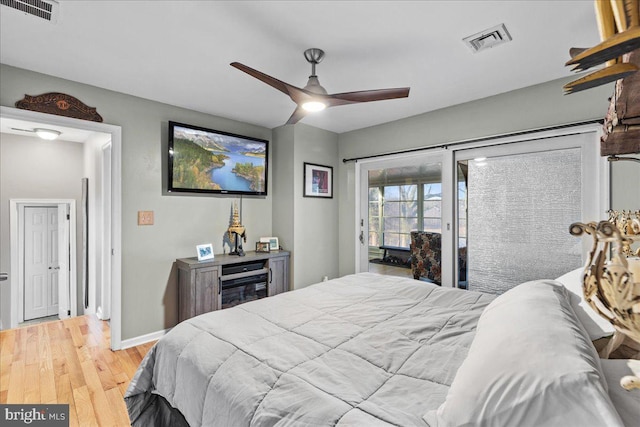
left=303, top=162, right=333, bottom=198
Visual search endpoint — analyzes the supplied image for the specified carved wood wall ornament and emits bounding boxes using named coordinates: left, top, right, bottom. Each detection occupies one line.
left=15, top=92, right=103, bottom=122
left=563, top=0, right=640, bottom=155
left=602, top=49, right=640, bottom=155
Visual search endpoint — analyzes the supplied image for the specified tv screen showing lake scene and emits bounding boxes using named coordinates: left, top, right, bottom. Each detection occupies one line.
left=168, top=122, right=268, bottom=195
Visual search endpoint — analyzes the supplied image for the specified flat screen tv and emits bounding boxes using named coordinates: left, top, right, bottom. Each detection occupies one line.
left=168, top=121, right=268, bottom=196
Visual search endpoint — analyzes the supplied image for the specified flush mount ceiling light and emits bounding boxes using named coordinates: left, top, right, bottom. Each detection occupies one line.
left=34, top=128, right=61, bottom=140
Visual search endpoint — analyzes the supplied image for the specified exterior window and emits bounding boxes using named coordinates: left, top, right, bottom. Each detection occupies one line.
left=423, top=183, right=442, bottom=233
left=382, top=185, right=418, bottom=247
left=368, top=187, right=382, bottom=246
left=369, top=182, right=443, bottom=250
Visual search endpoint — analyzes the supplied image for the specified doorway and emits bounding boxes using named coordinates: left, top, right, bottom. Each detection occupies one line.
left=357, top=150, right=455, bottom=283
left=1, top=105, right=123, bottom=350
left=16, top=201, right=76, bottom=324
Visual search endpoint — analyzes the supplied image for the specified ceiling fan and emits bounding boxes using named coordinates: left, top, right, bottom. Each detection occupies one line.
left=230, top=48, right=410, bottom=125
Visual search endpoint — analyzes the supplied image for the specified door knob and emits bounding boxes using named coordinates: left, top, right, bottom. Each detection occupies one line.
left=0, top=272, right=7, bottom=282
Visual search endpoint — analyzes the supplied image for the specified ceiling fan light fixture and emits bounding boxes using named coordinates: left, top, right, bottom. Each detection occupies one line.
left=230, top=47, right=410, bottom=125
left=34, top=128, right=61, bottom=140
left=301, top=101, right=327, bottom=112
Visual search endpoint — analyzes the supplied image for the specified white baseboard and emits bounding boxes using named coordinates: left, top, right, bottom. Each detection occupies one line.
left=120, top=327, right=171, bottom=350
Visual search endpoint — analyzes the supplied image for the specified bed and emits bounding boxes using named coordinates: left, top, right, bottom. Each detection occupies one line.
left=125, top=272, right=639, bottom=426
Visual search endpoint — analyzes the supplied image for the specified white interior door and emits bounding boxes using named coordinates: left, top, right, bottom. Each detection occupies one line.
left=24, top=207, right=59, bottom=320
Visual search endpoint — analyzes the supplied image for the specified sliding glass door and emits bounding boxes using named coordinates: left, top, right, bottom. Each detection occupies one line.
left=455, top=131, right=603, bottom=293
left=357, top=151, right=452, bottom=279
left=356, top=125, right=606, bottom=292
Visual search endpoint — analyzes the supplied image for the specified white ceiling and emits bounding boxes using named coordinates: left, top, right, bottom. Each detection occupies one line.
left=0, top=1, right=600, bottom=134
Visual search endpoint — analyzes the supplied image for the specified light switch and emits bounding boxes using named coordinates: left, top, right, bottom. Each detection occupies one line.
left=138, top=211, right=154, bottom=225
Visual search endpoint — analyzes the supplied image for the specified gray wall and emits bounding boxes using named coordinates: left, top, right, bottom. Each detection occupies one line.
left=272, top=126, right=296, bottom=281
left=292, top=124, right=339, bottom=287
left=337, top=76, right=619, bottom=276
left=273, top=124, right=339, bottom=288
left=0, top=64, right=273, bottom=339
left=0, top=133, right=85, bottom=324
left=611, top=160, right=640, bottom=210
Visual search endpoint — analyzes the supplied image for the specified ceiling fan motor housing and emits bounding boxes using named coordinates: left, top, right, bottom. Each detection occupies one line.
left=303, top=75, right=328, bottom=95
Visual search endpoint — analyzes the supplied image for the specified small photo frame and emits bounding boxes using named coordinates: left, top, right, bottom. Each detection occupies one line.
left=260, top=237, right=279, bottom=251
left=304, top=162, right=333, bottom=198
left=256, top=242, right=270, bottom=253
left=196, top=243, right=214, bottom=261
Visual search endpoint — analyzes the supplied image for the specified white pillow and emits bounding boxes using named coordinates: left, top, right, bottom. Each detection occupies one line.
left=555, top=268, right=615, bottom=340
left=424, top=280, right=623, bottom=427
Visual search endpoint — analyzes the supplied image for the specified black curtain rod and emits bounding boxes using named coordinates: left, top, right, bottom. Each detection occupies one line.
left=342, top=119, right=603, bottom=163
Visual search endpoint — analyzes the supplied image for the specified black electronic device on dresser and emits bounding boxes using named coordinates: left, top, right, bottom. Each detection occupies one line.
left=176, top=251, right=290, bottom=322
left=220, top=260, right=268, bottom=309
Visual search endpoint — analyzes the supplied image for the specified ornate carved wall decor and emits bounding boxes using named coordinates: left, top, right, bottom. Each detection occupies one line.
left=562, top=0, right=640, bottom=155
left=602, top=49, right=640, bottom=155
left=15, top=92, right=103, bottom=122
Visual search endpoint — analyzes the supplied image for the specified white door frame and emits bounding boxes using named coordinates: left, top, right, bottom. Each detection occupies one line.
left=15, top=201, right=76, bottom=321
left=99, top=142, right=112, bottom=320
left=57, top=202, right=71, bottom=319
left=355, top=149, right=452, bottom=281
left=1, top=106, right=123, bottom=350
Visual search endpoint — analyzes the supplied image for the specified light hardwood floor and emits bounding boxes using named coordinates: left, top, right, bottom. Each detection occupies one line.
left=368, top=262, right=413, bottom=278
left=0, top=315, right=154, bottom=426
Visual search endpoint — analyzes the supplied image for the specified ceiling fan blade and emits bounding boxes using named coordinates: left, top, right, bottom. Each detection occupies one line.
left=286, top=106, right=307, bottom=125
left=326, top=87, right=410, bottom=107
left=230, top=62, right=308, bottom=104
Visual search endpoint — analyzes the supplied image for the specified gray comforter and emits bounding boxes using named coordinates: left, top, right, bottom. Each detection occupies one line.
left=125, top=273, right=495, bottom=426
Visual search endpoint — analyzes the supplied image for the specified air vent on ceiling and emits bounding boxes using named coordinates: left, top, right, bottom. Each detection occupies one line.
left=1, top=0, right=58, bottom=23
left=463, top=23, right=512, bottom=53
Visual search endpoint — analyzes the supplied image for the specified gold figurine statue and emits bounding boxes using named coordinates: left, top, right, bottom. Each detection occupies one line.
left=227, top=201, right=246, bottom=256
